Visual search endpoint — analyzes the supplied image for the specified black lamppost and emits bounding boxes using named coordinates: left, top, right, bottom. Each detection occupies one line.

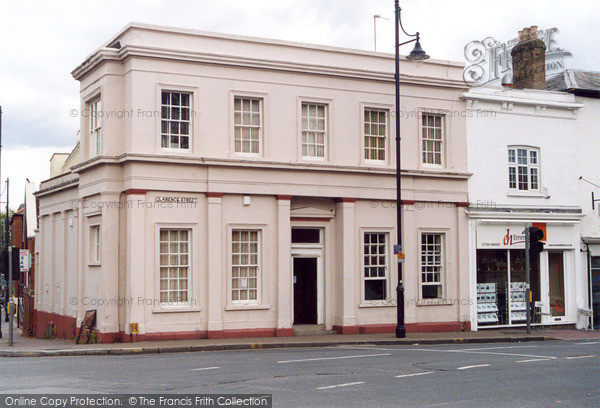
left=394, top=1, right=429, bottom=338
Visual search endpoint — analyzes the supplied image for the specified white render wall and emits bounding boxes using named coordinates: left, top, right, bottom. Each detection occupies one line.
left=465, top=86, right=582, bottom=209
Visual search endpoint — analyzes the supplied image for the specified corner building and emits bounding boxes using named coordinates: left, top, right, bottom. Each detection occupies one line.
left=35, top=23, right=470, bottom=342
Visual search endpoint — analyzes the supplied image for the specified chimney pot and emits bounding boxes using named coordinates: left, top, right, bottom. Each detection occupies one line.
left=530, top=25, right=538, bottom=37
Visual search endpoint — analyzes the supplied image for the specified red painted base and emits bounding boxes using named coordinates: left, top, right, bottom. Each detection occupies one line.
left=334, top=321, right=471, bottom=335
left=35, top=310, right=77, bottom=340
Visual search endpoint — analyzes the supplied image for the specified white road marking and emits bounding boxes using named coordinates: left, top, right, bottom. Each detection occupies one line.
left=317, top=382, right=365, bottom=390
left=457, top=364, right=490, bottom=370
left=516, top=358, right=553, bottom=363
left=565, top=355, right=596, bottom=360
left=575, top=341, right=600, bottom=345
left=277, top=353, right=391, bottom=364
left=451, top=345, right=539, bottom=351
left=395, top=371, right=435, bottom=378
left=191, top=366, right=220, bottom=371
left=414, top=348, right=556, bottom=360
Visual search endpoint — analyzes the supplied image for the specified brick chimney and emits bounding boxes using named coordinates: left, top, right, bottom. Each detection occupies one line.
left=510, top=25, right=546, bottom=89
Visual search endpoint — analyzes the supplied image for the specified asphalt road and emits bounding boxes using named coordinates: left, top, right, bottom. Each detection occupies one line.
left=1, top=340, right=600, bottom=407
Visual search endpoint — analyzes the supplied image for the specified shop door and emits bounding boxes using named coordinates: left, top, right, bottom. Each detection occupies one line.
left=591, top=257, right=600, bottom=328
left=293, top=257, right=318, bottom=324
left=548, top=252, right=566, bottom=317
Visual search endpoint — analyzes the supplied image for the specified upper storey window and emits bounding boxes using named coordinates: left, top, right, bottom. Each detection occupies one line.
left=88, top=98, right=101, bottom=157
left=161, top=91, right=191, bottom=149
left=421, top=113, right=444, bottom=166
left=234, top=97, right=262, bottom=155
left=301, top=103, right=327, bottom=159
left=364, top=108, right=388, bottom=162
left=508, top=147, right=540, bottom=191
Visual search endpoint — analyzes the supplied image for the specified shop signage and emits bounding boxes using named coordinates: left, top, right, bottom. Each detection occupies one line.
left=477, top=223, right=574, bottom=249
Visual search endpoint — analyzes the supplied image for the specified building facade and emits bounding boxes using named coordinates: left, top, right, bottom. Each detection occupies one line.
left=35, top=23, right=470, bottom=342
left=548, top=69, right=600, bottom=328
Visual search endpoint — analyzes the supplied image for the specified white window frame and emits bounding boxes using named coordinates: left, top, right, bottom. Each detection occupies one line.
left=362, top=107, right=390, bottom=164
left=157, top=227, right=192, bottom=307
left=361, top=230, right=391, bottom=303
left=156, top=84, right=198, bottom=154
left=88, top=223, right=101, bottom=265
left=508, top=146, right=541, bottom=192
left=86, top=96, right=101, bottom=158
left=227, top=225, right=268, bottom=309
left=160, top=90, right=192, bottom=150
left=298, top=98, right=331, bottom=161
left=419, top=232, right=446, bottom=300
left=231, top=93, right=265, bottom=157
left=419, top=112, right=446, bottom=167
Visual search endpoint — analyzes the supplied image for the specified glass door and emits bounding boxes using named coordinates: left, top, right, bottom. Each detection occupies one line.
left=548, top=252, right=566, bottom=317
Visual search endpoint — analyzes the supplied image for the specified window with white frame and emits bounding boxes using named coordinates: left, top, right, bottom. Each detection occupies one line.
left=159, top=229, right=190, bottom=304
left=88, top=98, right=101, bottom=157
left=420, top=233, right=444, bottom=299
left=508, top=147, right=540, bottom=191
left=161, top=91, right=191, bottom=149
left=363, top=232, right=388, bottom=301
left=301, top=103, right=327, bottom=158
left=234, top=97, right=262, bottom=154
left=364, top=108, right=388, bottom=161
left=89, top=225, right=101, bottom=263
left=231, top=229, right=260, bottom=302
left=421, top=113, right=444, bottom=165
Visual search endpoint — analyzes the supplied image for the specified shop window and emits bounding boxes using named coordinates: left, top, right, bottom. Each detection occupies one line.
left=363, top=232, right=389, bottom=301
left=420, top=233, right=444, bottom=299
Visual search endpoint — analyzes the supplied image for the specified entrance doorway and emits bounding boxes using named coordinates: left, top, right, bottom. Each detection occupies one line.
left=548, top=252, right=566, bottom=317
left=291, top=228, right=324, bottom=325
left=293, top=257, right=318, bottom=324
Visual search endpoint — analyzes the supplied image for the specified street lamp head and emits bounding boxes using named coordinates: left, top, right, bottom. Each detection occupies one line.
left=405, top=35, right=430, bottom=67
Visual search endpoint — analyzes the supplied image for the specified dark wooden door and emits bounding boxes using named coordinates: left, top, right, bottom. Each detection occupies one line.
left=293, top=257, right=317, bottom=324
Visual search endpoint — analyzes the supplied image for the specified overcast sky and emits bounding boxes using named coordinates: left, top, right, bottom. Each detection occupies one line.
left=1, top=0, right=599, bottom=208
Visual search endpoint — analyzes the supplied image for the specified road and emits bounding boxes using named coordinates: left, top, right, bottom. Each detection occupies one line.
left=2, top=340, right=600, bottom=407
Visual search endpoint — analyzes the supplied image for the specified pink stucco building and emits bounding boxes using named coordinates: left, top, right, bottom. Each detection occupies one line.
left=35, top=23, right=470, bottom=342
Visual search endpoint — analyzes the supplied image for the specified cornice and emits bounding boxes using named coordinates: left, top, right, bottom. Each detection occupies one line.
left=70, top=153, right=471, bottom=179
left=72, top=44, right=468, bottom=90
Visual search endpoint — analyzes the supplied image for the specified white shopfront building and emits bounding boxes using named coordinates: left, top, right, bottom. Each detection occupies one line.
left=464, top=86, right=586, bottom=330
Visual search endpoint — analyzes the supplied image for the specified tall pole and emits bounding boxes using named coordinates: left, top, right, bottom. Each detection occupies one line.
left=525, top=224, right=531, bottom=334
left=8, top=244, right=13, bottom=345
left=5, top=179, right=9, bottom=323
left=394, top=0, right=406, bottom=338
left=374, top=15, right=377, bottom=51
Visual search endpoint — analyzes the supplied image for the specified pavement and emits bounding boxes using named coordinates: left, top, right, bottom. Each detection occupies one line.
left=3, top=317, right=598, bottom=358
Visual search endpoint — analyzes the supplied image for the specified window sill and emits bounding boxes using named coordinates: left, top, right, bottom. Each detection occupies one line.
left=225, top=304, right=271, bottom=311
left=416, top=299, right=454, bottom=307
left=506, top=191, right=545, bottom=198
left=359, top=301, right=396, bottom=308
left=152, top=307, right=201, bottom=314
left=87, top=263, right=101, bottom=267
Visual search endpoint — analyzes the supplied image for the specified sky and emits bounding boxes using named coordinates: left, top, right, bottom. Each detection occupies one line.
left=1, top=0, right=599, bottom=209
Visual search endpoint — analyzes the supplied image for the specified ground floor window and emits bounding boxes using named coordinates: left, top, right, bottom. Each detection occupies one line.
left=231, top=229, right=260, bottom=302
left=420, top=233, right=444, bottom=299
left=159, top=229, right=190, bottom=304
left=363, top=232, right=388, bottom=301
left=591, top=256, right=600, bottom=328
left=476, top=249, right=540, bottom=326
